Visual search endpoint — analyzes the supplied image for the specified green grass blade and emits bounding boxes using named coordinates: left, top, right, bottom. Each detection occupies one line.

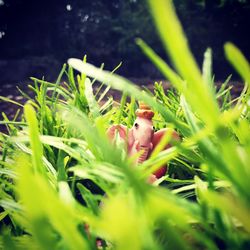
left=136, top=38, right=184, bottom=91
left=224, top=42, right=250, bottom=85
left=68, top=59, right=190, bottom=135
left=16, top=158, right=91, bottom=250
left=84, top=78, right=100, bottom=119
left=0, top=96, right=24, bottom=107
left=147, top=0, right=219, bottom=127
left=24, top=104, right=45, bottom=175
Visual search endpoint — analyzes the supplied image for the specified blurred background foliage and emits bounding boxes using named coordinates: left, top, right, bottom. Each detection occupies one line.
left=0, top=0, right=250, bottom=81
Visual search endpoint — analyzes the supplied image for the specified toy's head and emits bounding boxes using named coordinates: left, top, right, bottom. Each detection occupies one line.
left=132, top=102, right=154, bottom=146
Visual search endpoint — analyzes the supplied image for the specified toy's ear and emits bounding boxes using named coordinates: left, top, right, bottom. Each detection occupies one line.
left=151, top=128, right=180, bottom=178
left=152, top=128, right=179, bottom=150
left=106, top=124, right=129, bottom=142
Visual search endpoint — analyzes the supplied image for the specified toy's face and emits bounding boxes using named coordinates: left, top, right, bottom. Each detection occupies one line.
left=132, top=117, right=154, bottom=146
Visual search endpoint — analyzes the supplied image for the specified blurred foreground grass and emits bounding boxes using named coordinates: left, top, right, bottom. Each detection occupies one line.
left=0, top=0, right=250, bottom=249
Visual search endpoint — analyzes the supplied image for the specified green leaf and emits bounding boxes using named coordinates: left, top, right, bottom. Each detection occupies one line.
left=147, top=0, right=219, bottom=127
left=24, top=104, right=45, bottom=175
left=0, top=211, right=8, bottom=221
left=67, top=59, right=190, bottom=135
left=16, top=157, right=91, bottom=250
left=224, top=42, right=250, bottom=85
left=136, top=38, right=184, bottom=91
left=77, top=183, right=100, bottom=215
left=84, top=78, right=100, bottom=119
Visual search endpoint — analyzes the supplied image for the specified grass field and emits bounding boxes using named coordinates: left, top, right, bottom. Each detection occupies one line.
left=1, top=0, right=250, bottom=249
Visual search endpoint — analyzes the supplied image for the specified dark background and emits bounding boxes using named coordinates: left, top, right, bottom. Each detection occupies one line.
left=0, top=0, right=250, bottom=85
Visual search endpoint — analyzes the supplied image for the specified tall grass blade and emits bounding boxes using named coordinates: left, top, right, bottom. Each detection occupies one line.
left=24, top=104, right=45, bottom=175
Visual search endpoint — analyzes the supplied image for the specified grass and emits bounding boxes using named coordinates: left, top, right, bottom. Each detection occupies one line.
left=1, top=0, right=250, bottom=249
